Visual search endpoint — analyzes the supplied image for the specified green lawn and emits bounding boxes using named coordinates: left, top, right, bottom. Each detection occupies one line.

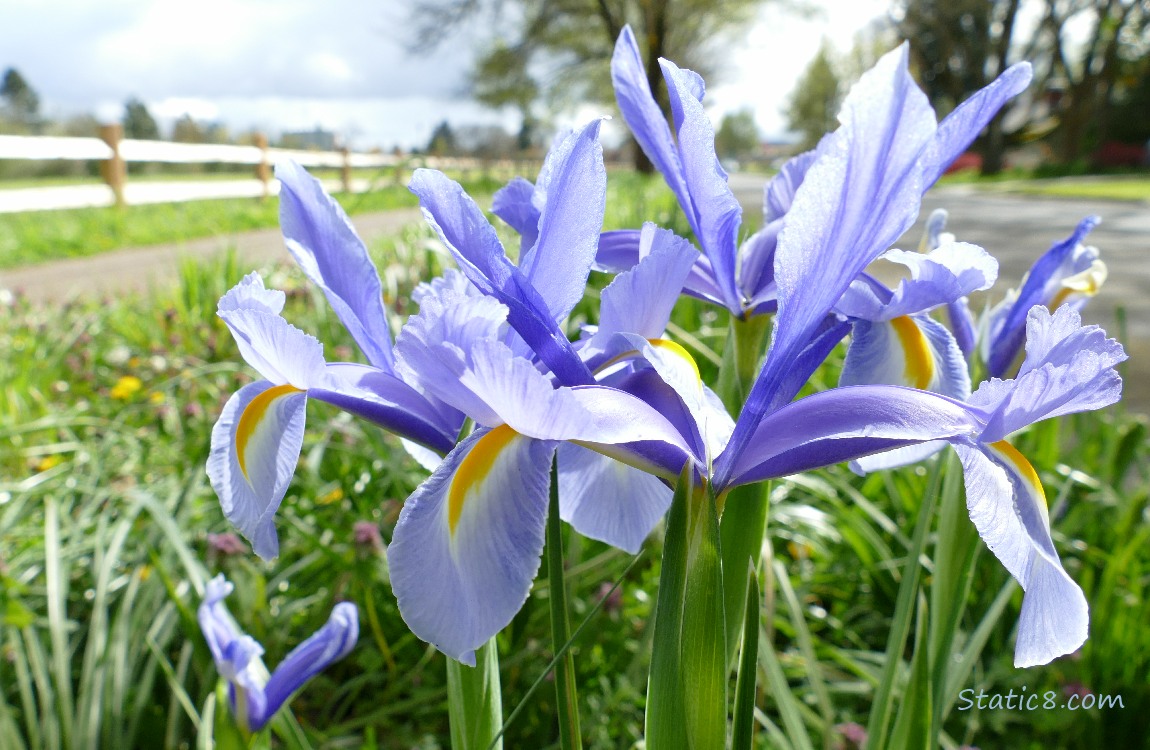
left=0, top=172, right=505, bottom=270
left=941, top=171, right=1150, bottom=202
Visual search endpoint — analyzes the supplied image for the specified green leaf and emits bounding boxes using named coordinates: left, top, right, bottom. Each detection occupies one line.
left=888, top=593, right=933, bottom=749
left=720, top=481, right=769, bottom=669
left=447, top=639, right=503, bottom=750
left=2, top=599, right=34, bottom=629
left=865, top=458, right=944, bottom=750
left=680, top=481, right=727, bottom=749
left=645, top=468, right=692, bottom=749
left=731, top=563, right=761, bottom=750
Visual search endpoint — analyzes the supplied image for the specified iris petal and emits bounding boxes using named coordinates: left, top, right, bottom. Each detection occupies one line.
left=557, top=443, right=671, bottom=554
left=277, top=161, right=396, bottom=371
left=208, top=381, right=308, bottom=560
left=953, top=442, right=1087, bottom=667
left=389, top=428, right=553, bottom=664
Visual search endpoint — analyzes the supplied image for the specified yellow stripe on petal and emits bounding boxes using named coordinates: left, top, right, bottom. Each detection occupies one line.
left=236, top=384, right=304, bottom=482
left=448, top=424, right=519, bottom=535
left=890, top=315, right=934, bottom=390
left=1049, top=259, right=1107, bottom=310
left=647, top=338, right=701, bottom=386
left=989, top=440, right=1050, bottom=521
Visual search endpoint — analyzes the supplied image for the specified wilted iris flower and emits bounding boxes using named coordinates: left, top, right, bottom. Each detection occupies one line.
left=197, top=575, right=358, bottom=732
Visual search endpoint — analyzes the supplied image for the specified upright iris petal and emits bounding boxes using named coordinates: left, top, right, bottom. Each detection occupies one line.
left=198, top=575, right=358, bottom=732
left=715, top=44, right=1030, bottom=488
left=985, top=216, right=1106, bottom=377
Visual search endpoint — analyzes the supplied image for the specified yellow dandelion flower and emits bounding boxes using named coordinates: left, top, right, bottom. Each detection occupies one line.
left=111, top=375, right=144, bottom=400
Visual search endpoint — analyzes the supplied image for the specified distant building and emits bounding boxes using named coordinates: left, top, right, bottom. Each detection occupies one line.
left=280, top=126, right=340, bottom=151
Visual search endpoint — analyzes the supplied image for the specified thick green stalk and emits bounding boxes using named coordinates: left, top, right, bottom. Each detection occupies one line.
left=447, top=640, right=503, bottom=750
left=716, top=313, right=770, bottom=414
left=646, top=470, right=727, bottom=750
left=716, top=314, right=772, bottom=670
left=645, top=471, right=692, bottom=749
left=546, top=460, right=582, bottom=750
left=719, top=482, right=769, bottom=669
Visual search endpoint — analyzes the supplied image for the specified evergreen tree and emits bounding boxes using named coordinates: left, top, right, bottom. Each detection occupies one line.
left=122, top=97, right=160, bottom=140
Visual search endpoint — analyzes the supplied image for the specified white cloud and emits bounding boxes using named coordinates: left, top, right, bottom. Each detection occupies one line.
left=1, top=0, right=894, bottom=146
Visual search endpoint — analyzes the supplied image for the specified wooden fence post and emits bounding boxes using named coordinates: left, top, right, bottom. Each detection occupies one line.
left=255, top=133, right=271, bottom=200
left=340, top=147, right=352, bottom=193
left=98, top=123, right=126, bottom=207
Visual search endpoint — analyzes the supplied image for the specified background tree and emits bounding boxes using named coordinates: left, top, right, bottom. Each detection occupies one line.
left=1028, top=0, right=1149, bottom=165
left=122, top=97, right=160, bottom=140
left=894, top=0, right=1023, bottom=174
left=0, top=67, right=42, bottom=133
left=468, top=41, right=541, bottom=151
left=427, top=120, right=457, bottom=156
left=784, top=42, right=842, bottom=150
left=714, top=108, right=761, bottom=163
left=171, top=114, right=206, bottom=144
left=406, top=0, right=783, bottom=171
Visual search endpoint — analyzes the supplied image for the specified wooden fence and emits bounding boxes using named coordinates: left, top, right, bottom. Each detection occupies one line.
left=0, top=128, right=537, bottom=213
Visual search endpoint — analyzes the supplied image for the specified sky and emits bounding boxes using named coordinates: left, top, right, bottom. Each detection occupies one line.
left=1, top=0, right=890, bottom=150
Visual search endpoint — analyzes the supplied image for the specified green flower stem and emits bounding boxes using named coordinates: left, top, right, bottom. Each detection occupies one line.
left=927, top=450, right=980, bottom=738
left=719, top=482, right=769, bottom=669
left=716, top=313, right=771, bottom=414
left=447, top=640, right=503, bottom=750
left=717, top=313, right=772, bottom=670
left=731, top=563, right=761, bottom=750
left=646, top=470, right=727, bottom=750
left=547, top=459, right=582, bottom=750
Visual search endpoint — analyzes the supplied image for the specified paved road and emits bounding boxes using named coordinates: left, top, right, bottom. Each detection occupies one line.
left=0, top=208, right=423, bottom=303
left=729, top=173, right=1149, bottom=411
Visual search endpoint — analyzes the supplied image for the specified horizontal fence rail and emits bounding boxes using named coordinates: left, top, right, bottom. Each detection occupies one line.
left=0, top=128, right=541, bottom=213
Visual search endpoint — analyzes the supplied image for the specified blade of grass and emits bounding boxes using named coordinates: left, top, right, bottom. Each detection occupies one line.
left=758, top=623, right=815, bottom=750
left=772, top=559, right=834, bottom=733
left=864, top=457, right=944, bottom=750
left=546, top=459, right=582, bottom=750
left=43, top=497, right=74, bottom=750
left=489, top=551, right=646, bottom=749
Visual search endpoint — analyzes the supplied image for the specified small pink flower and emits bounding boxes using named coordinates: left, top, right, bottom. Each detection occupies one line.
left=207, top=532, right=248, bottom=557
left=353, top=521, right=384, bottom=555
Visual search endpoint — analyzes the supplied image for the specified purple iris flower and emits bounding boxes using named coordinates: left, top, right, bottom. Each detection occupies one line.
left=206, top=162, right=464, bottom=560
left=719, top=305, right=1124, bottom=666
left=708, top=40, right=1033, bottom=489
left=198, top=575, right=358, bottom=732
left=984, top=216, right=1106, bottom=377
left=833, top=239, right=998, bottom=470
left=602, top=33, right=1125, bottom=665
left=606, top=27, right=1030, bottom=325
left=391, top=121, right=712, bottom=664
